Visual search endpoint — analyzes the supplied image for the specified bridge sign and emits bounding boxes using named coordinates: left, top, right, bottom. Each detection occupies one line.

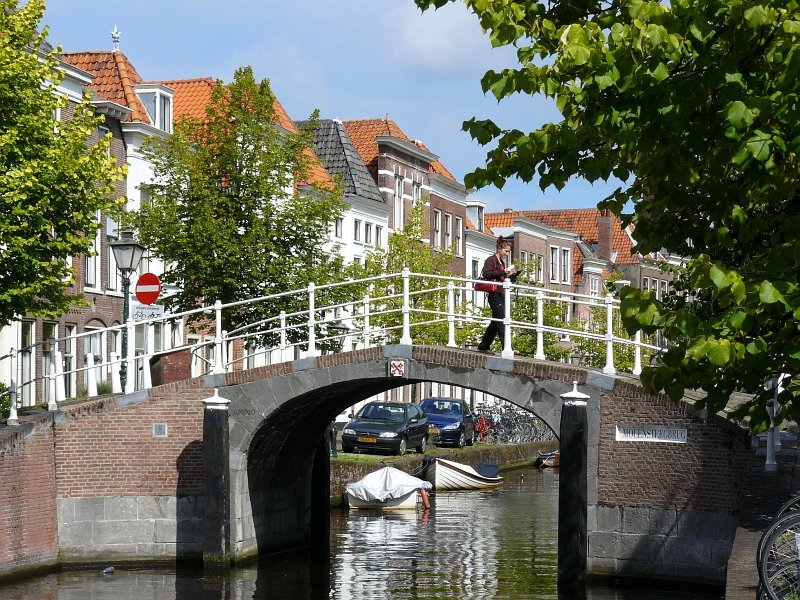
left=135, top=272, right=162, bottom=305
left=389, top=360, right=406, bottom=377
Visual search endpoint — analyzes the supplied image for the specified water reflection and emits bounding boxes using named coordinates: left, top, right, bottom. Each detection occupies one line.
left=0, top=469, right=723, bottom=600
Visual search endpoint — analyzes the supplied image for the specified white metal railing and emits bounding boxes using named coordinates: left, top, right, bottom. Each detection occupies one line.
left=1, top=271, right=663, bottom=424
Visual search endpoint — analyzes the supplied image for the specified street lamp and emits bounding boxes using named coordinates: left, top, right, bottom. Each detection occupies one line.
left=110, top=230, right=146, bottom=391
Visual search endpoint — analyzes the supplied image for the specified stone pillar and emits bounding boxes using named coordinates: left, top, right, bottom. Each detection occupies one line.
left=310, top=433, right=331, bottom=557
left=558, top=381, right=589, bottom=584
left=203, top=388, right=231, bottom=572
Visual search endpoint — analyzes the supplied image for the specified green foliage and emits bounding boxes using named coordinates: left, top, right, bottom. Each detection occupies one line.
left=415, top=0, right=800, bottom=430
left=135, top=67, right=347, bottom=348
left=343, top=202, right=472, bottom=345
left=0, top=381, right=9, bottom=415
left=0, top=0, right=125, bottom=326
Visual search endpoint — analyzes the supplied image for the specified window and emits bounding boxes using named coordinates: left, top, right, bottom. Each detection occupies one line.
left=444, top=214, right=452, bottom=249
left=63, top=324, right=76, bottom=399
left=471, top=259, right=480, bottom=305
left=365, top=222, right=373, bottom=245
left=520, top=251, right=528, bottom=266
left=433, top=209, right=442, bottom=249
left=107, top=216, right=119, bottom=291
left=642, top=277, right=650, bottom=291
left=136, top=86, right=172, bottom=133
left=477, top=207, right=484, bottom=232
left=98, top=125, right=111, bottom=157
left=394, top=176, right=404, bottom=230
left=412, top=181, right=422, bottom=205
left=561, top=248, right=570, bottom=283
left=84, top=211, right=101, bottom=289
left=590, top=276, right=600, bottom=297
left=661, top=279, right=668, bottom=298
left=549, top=247, right=558, bottom=282
left=536, top=254, right=543, bottom=283
left=334, top=217, right=343, bottom=238
left=375, top=226, right=383, bottom=248
left=20, top=321, right=34, bottom=405
left=454, top=217, right=463, bottom=256
left=354, top=219, right=361, bottom=242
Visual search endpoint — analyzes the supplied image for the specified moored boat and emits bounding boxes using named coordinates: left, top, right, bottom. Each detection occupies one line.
left=422, top=457, right=503, bottom=491
left=345, top=466, right=432, bottom=510
left=534, top=450, right=560, bottom=469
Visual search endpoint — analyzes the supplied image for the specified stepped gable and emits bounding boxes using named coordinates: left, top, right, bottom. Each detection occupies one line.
left=59, top=50, right=151, bottom=124
left=300, top=119, right=383, bottom=204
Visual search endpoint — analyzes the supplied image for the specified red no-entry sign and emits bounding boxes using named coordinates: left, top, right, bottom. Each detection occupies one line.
left=135, top=272, right=162, bottom=305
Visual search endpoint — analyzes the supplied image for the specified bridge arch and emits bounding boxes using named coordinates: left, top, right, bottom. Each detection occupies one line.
left=219, top=345, right=598, bottom=562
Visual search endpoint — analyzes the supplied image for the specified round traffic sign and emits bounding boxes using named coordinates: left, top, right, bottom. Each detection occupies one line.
left=135, top=272, right=162, bottom=305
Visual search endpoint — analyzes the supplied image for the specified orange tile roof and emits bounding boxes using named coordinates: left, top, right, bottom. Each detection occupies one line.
left=60, top=50, right=151, bottom=124
left=486, top=209, right=638, bottom=264
left=154, top=78, right=215, bottom=122
left=157, top=78, right=333, bottom=189
left=344, top=118, right=457, bottom=182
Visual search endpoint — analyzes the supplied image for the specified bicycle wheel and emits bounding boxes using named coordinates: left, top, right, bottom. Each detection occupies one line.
left=776, top=494, right=800, bottom=519
left=759, top=514, right=800, bottom=599
left=764, top=562, right=800, bottom=600
left=758, top=513, right=800, bottom=579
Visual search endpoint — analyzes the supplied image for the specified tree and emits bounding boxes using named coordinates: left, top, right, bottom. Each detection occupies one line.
left=415, top=0, right=800, bottom=430
left=344, top=201, right=482, bottom=346
left=0, top=0, right=125, bottom=326
left=135, top=67, right=346, bottom=346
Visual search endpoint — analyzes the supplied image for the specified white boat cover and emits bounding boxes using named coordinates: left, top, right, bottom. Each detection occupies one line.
left=345, top=466, right=432, bottom=503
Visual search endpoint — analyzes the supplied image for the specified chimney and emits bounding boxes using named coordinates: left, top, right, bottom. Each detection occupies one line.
left=504, top=208, right=513, bottom=213
left=598, top=209, right=614, bottom=261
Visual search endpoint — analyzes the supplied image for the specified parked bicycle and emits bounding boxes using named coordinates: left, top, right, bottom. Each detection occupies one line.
left=756, top=492, right=800, bottom=599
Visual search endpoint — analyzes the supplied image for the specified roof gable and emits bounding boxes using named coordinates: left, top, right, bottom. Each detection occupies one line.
left=303, top=119, right=383, bottom=203
left=59, top=50, right=151, bottom=124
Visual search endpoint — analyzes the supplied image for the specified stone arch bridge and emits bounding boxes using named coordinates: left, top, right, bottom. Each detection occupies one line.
left=0, top=345, right=752, bottom=586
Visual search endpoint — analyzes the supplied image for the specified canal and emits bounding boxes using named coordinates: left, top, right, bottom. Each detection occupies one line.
left=1, top=468, right=723, bottom=599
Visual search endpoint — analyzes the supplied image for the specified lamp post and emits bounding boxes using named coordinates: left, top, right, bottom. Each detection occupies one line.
left=110, top=230, right=146, bottom=392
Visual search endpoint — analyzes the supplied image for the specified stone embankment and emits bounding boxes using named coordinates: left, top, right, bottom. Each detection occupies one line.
left=329, top=441, right=556, bottom=505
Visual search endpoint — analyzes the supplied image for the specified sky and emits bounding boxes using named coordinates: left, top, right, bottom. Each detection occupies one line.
left=42, top=0, right=620, bottom=214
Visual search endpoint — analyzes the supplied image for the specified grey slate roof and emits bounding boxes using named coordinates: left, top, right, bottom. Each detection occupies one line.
left=299, top=119, right=384, bottom=204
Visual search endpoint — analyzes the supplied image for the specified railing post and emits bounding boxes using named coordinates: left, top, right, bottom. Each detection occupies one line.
left=307, top=282, right=319, bottom=357
left=48, top=364, right=58, bottom=411
left=603, top=294, right=616, bottom=375
left=362, top=295, right=370, bottom=348
left=535, top=291, right=545, bottom=360
left=110, top=351, right=121, bottom=393
left=85, top=353, right=98, bottom=397
left=279, top=311, right=287, bottom=362
left=501, top=279, right=514, bottom=359
left=633, top=330, right=642, bottom=376
left=765, top=379, right=778, bottom=472
left=447, top=280, right=457, bottom=348
left=53, top=347, right=66, bottom=402
left=7, top=347, right=18, bottom=425
left=400, top=268, right=412, bottom=345
left=212, top=300, right=225, bottom=374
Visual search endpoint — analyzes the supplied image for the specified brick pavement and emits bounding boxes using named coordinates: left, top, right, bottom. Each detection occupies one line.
left=725, top=432, right=800, bottom=599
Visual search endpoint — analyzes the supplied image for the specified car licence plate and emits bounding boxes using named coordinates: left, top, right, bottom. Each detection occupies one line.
left=358, top=436, right=377, bottom=443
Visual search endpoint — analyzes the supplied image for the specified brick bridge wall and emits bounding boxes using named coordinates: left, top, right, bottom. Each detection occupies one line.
left=0, top=346, right=753, bottom=586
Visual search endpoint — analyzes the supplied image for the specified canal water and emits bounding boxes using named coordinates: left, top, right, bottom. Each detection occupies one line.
left=1, top=468, right=723, bottom=599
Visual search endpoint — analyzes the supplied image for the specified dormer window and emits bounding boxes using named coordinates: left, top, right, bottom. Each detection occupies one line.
left=134, top=84, right=173, bottom=133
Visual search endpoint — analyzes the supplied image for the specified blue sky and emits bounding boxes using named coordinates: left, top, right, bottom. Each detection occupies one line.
left=43, top=0, right=619, bottom=213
